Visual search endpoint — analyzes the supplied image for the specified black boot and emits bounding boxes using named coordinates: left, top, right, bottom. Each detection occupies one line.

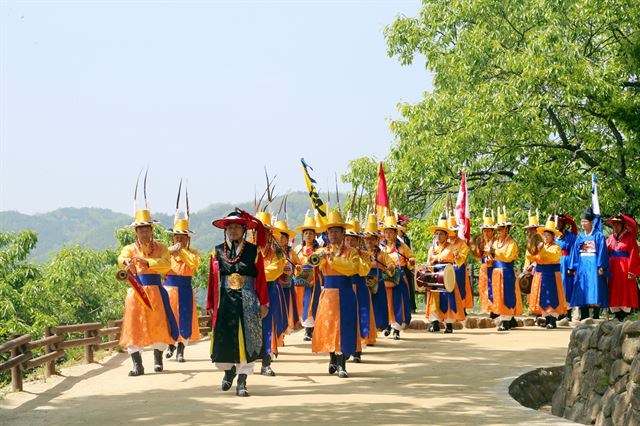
left=593, top=307, right=601, bottom=320
left=614, top=311, right=624, bottom=321
left=497, top=320, right=510, bottom=332
left=336, top=354, right=348, bottom=378
left=176, top=342, right=185, bottom=362
left=261, top=355, right=276, bottom=376
left=221, top=366, right=236, bottom=391
left=303, top=327, right=313, bottom=341
left=444, top=323, right=453, bottom=334
left=383, top=326, right=391, bottom=337
left=328, top=352, right=337, bottom=375
left=165, top=344, right=176, bottom=359
left=353, top=352, right=362, bottom=363
left=579, top=306, right=590, bottom=320
left=153, top=349, right=163, bottom=372
left=428, top=321, right=441, bottom=332
left=236, top=374, right=249, bottom=397
left=509, top=317, right=518, bottom=328
left=128, top=352, right=144, bottom=377
left=489, top=312, right=499, bottom=319
left=545, top=316, right=557, bottom=329
left=567, top=310, right=572, bottom=322
left=392, top=329, right=400, bottom=340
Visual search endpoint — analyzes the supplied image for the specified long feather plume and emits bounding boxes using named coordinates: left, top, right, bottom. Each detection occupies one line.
left=185, top=183, right=190, bottom=219
left=133, top=168, right=143, bottom=214
left=175, top=178, right=183, bottom=222
left=143, top=168, right=149, bottom=209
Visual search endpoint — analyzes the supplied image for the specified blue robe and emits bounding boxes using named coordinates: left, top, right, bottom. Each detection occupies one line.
left=555, top=231, right=577, bottom=305
left=569, top=230, right=609, bottom=307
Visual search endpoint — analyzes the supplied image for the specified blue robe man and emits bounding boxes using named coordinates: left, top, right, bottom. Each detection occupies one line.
left=569, top=207, right=609, bottom=317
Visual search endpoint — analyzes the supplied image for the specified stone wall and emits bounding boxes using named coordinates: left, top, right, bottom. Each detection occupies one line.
left=552, top=320, right=640, bottom=425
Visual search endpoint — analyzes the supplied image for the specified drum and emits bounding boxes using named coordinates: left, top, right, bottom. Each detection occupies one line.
left=518, top=272, right=533, bottom=294
left=415, top=263, right=456, bottom=293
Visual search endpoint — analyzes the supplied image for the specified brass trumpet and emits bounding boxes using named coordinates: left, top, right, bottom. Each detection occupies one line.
left=308, top=253, right=321, bottom=266
left=115, top=264, right=131, bottom=282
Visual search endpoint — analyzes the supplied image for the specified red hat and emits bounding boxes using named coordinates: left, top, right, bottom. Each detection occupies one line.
left=606, top=213, right=638, bottom=236
left=558, top=213, right=578, bottom=236
left=212, top=209, right=267, bottom=248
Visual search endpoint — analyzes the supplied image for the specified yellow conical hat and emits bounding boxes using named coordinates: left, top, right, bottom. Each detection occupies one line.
left=495, top=206, right=512, bottom=227
left=382, top=215, right=400, bottom=230
left=295, top=211, right=318, bottom=233
left=317, top=210, right=353, bottom=232
left=448, top=216, right=459, bottom=230
left=537, top=217, right=562, bottom=237
left=346, top=219, right=363, bottom=237
left=129, top=209, right=159, bottom=228
left=274, top=220, right=296, bottom=238
left=364, top=213, right=381, bottom=235
left=524, top=209, right=542, bottom=229
left=479, top=208, right=496, bottom=229
left=256, top=211, right=281, bottom=237
left=428, top=216, right=454, bottom=236
left=168, top=218, right=194, bottom=234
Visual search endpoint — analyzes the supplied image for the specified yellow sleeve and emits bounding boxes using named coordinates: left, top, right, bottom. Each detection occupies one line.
left=455, top=241, right=468, bottom=267
left=494, top=239, right=519, bottom=262
left=357, top=253, right=371, bottom=277
left=401, top=244, right=416, bottom=270
left=289, top=249, right=301, bottom=266
left=331, top=250, right=360, bottom=276
left=147, top=245, right=172, bottom=274
left=117, top=245, right=134, bottom=268
left=382, top=252, right=396, bottom=272
left=177, top=248, right=201, bottom=270
left=265, top=256, right=286, bottom=281
left=535, top=244, right=562, bottom=264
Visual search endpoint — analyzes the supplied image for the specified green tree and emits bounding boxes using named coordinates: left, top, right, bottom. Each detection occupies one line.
left=376, top=0, right=640, bottom=222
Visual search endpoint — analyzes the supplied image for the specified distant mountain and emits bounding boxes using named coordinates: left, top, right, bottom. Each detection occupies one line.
left=0, top=191, right=349, bottom=262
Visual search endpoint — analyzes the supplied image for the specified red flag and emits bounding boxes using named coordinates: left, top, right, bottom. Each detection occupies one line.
left=376, top=162, right=390, bottom=220
left=455, top=170, right=470, bottom=242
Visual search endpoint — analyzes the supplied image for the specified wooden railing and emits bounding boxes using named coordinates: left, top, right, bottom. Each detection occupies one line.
left=0, top=313, right=212, bottom=392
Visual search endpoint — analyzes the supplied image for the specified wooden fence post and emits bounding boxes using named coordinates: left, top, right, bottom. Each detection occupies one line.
left=44, top=327, right=56, bottom=378
left=10, top=335, right=23, bottom=392
left=84, top=329, right=95, bottom=364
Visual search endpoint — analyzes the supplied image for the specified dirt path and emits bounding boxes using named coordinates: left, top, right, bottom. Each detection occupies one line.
left=1, top=322, right=576, bottom=425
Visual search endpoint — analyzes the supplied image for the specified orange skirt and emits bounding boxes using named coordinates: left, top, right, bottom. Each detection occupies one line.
left=312, top=289, right=342, bottom=353
left=166, top=286, right=201, bottom=342
left=119, top=287, right=174, bottom=348
left=528, top=271, right=567, bottom=315
left=478, top=263, right=494, bottom=313
left=426, top=286, right=465, bottom=322
left=490, top=268, right=524, bottom=316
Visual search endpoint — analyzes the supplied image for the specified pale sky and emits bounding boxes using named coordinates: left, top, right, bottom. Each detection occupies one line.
left=1, top=0, right=432, bottom=215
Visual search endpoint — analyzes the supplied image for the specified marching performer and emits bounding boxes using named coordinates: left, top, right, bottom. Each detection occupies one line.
left=397, top=214, right=417, bottom=313
left=293, top=212, right=322, bottom=341
left=526, top=217, right=567, bottom=329
left=164, top=184, right=201, bottom=362
left=448, top=215, right=473, bottom=312
left=363, top=214, right=391, bottom=333
left=556, top=213, right=578, bottom=324
left=312, top=210, right=361, bottom=378
left=274, top=219, right=301, bottom=333
left=491, top=207, right=523, bottom=331
left=380, top=214, right=415, bottom=339
left=473, top=209, right=498, bottom=317
left=568, top=207, right=609, bottom=321
left=345, top=219, right=376, bottom=363
left=425, top=215, right=464, bottom=333
left=257, top=211, right=287, bottom=377
left=207, top=210, right=270, bottom=397
left=118, top=176, right=178, bottom=377
left=605, top=213, right=640, bottom=321
left=523, top=209, right=543, bottom=272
